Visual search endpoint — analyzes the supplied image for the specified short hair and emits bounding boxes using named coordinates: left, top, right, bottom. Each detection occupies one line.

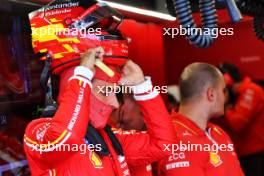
left=179, top=62, right=222, bottom=103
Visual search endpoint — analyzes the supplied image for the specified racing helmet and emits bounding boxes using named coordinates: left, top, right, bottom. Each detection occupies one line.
left=29, top=0, right=128, bottom=77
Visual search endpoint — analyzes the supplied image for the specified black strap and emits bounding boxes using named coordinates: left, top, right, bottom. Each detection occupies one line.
left=104, top=125, right=124, bottom=156
left=40, top=55, right=58, bottom=117
left=41, top=103, right=58, bottom=117
left=85, top=124, right=124, bottom=156
left=85, top=124, right=110, bottom=156
left=40, top=55, right=51, bottom=90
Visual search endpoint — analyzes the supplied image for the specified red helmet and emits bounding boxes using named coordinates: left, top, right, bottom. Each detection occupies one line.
left=29, top=0, right=128, bottom=75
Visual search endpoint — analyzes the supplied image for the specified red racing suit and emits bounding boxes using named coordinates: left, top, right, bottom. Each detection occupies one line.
left=225, top=77, right=264, bottom=156
left=108, top=119, right=153, bottom=176
left=129, top=164, right=153, bottom=176
left=157, top=113, right=244, bottom=176
left=23, top=66, right=176, bottom=176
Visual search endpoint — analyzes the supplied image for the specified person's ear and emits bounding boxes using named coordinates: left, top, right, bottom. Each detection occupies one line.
left=206, top=86, right=215, bottom=102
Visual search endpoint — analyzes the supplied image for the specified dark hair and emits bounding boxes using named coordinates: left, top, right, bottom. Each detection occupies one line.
left=167, top=94, right=178, bottom=104
left=218, top=62, right=241, bottom=82
left=179, top=63, right=222, bottom=103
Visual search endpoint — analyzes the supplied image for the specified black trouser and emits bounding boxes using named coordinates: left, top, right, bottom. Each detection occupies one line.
left=239, top=151, right=264, bottom=176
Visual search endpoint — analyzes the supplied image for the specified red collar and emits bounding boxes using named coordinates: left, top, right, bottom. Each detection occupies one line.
left=171, top=113, right=207, bottom=136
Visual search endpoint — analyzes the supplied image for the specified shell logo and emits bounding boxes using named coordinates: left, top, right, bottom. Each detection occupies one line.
left=90, top=152, right=103, bottom=168
left=210, top=152, right=223, bottom=167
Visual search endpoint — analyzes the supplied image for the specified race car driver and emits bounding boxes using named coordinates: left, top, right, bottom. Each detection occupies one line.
left=157, top=63, right=244, bottom=176
left=23, top=47, right=176, bottom=176
left=218, top=63, right=264, bottom=175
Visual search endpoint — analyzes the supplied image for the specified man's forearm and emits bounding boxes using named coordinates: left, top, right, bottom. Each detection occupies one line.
left=47, top=66, right=94, bottom=142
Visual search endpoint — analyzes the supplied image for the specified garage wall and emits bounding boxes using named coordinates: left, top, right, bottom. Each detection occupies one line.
left=164, top=18, right=264, bottom=85
left=120, top=19, right=166, bottom=86
left=119, top=11, right=264, bottom=87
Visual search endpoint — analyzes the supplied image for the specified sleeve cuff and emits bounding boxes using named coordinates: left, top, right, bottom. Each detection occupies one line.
left=74, top=66, right=94, bottom=80
left=69, top=66, right=94, bottom=88
left=133, top=76, right=159, bottom=101
left=132, top=76, right=153, bottom=94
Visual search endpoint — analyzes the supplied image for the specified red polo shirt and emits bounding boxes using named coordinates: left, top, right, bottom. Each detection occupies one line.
left=157, top=113, right=244, bottom=176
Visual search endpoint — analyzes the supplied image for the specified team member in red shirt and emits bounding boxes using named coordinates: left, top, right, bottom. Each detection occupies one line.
left=157, top=63, right=244, bottom=176
left=23, top=47, right=176, bottom=176
left=219, top=63, right=264, bottom=175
